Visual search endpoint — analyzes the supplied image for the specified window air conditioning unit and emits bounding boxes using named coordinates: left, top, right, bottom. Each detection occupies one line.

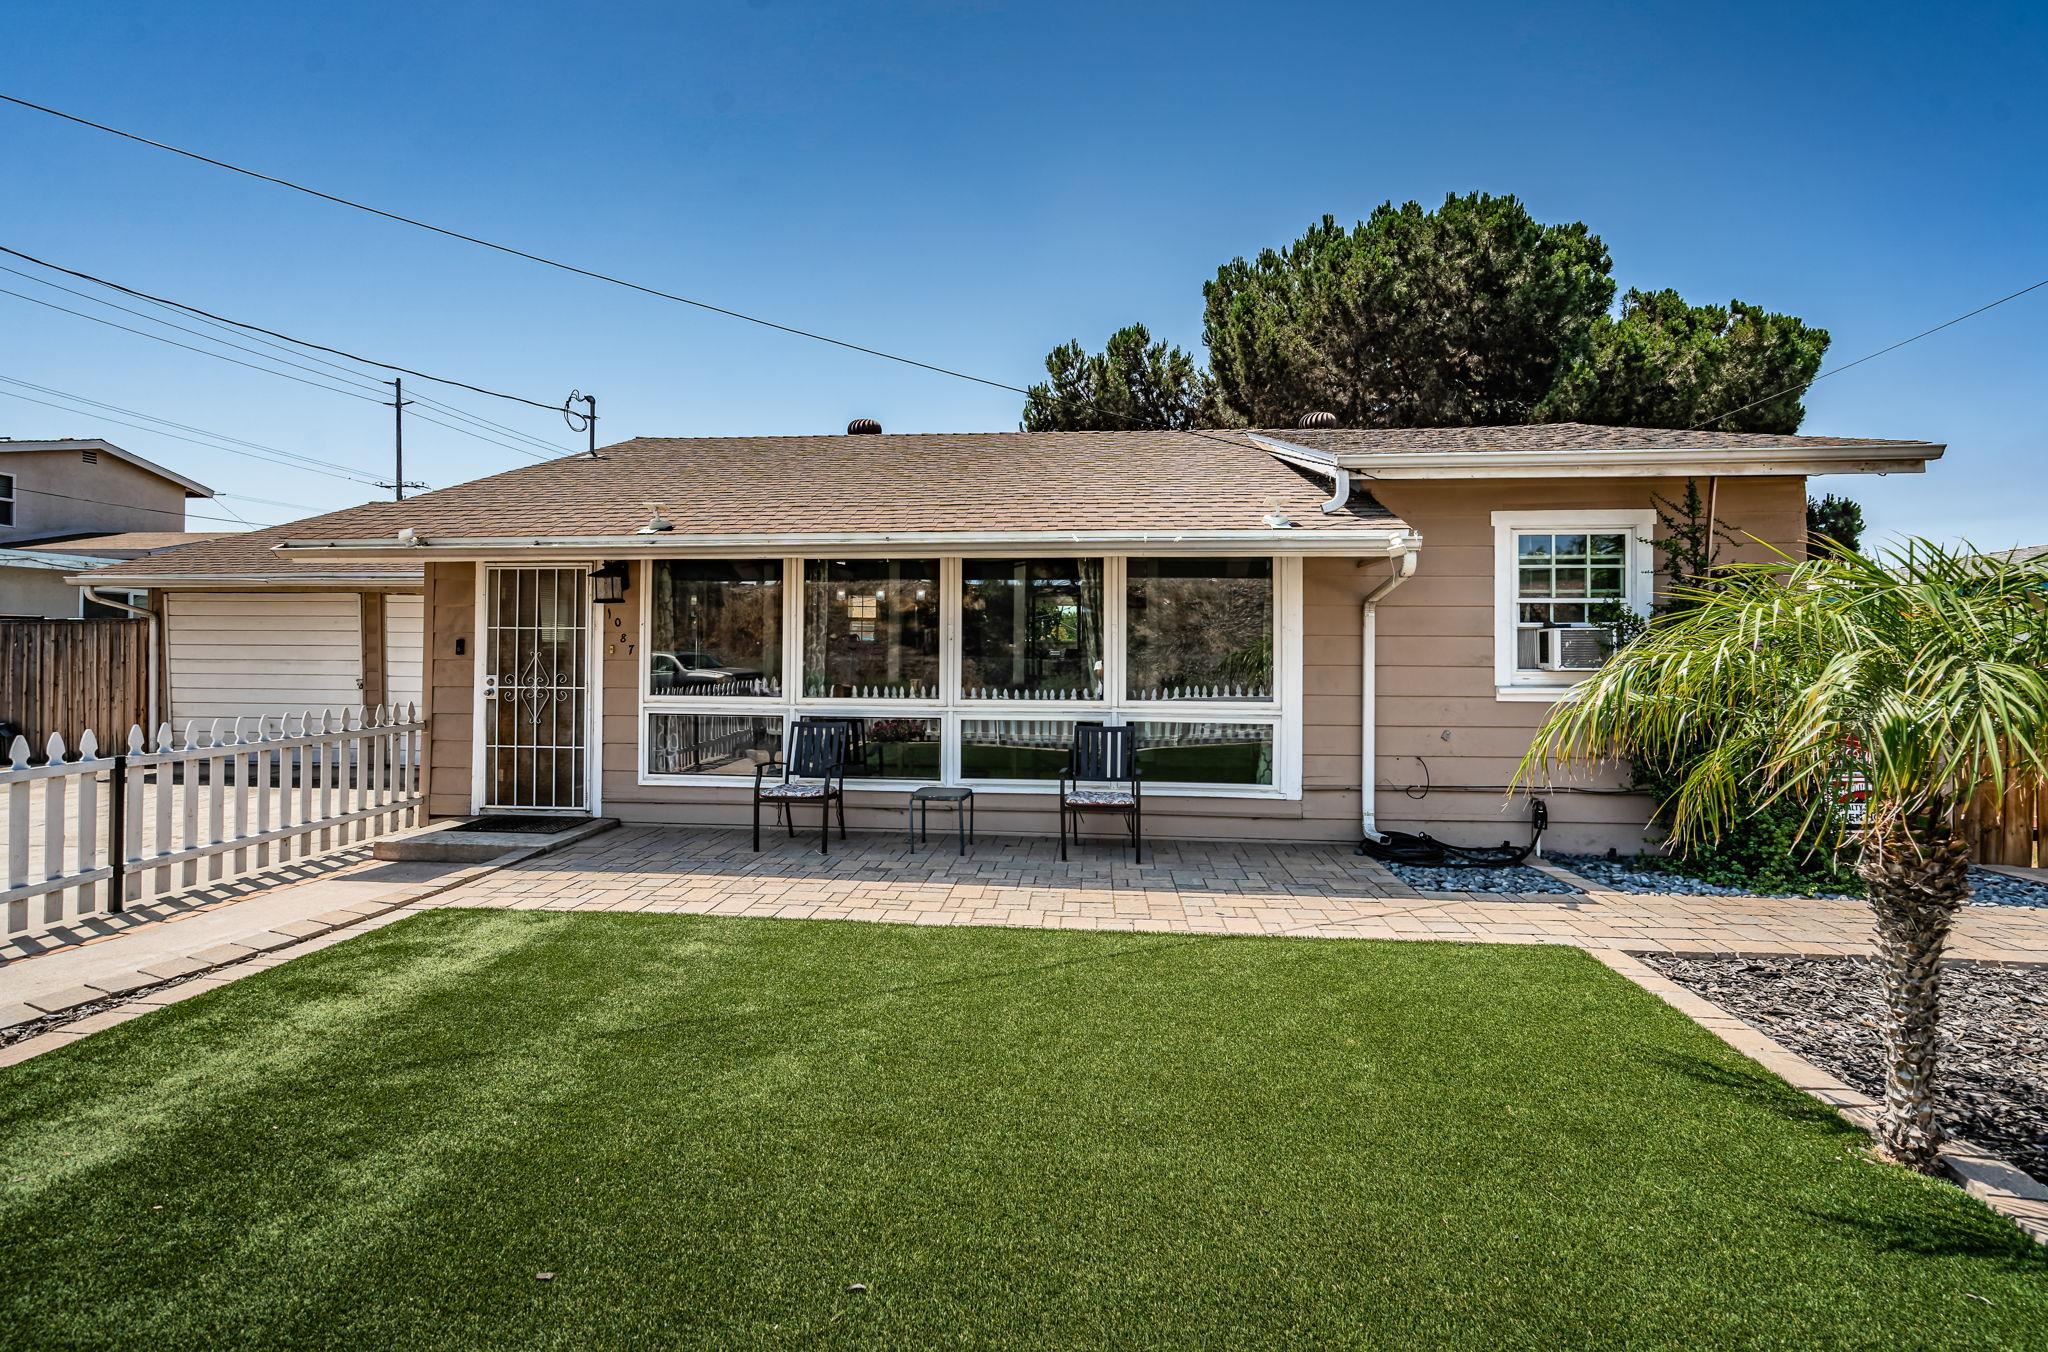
left=1536, top=626, right=1608, bottom=671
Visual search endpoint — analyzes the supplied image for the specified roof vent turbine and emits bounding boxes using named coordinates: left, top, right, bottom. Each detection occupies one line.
left=846, top=418, right=883, bottom=435
left=1297, top=411, right=1338, bottom=429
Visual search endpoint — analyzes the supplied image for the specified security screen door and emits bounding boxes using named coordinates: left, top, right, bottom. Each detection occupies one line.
left=483, top=566, right=589, bottom=812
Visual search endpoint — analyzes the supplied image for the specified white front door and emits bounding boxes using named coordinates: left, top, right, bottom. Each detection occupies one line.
left=482, top=566, right=589, bottom=812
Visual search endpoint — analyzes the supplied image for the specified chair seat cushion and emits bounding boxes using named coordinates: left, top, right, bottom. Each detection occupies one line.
left=1065, top=787, right=1135, bottom=808
left=760, top=781, right=831, bottom=799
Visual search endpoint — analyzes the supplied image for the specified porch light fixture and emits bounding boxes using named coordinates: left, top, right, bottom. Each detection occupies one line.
left=590, top=562, right=630, bottom=605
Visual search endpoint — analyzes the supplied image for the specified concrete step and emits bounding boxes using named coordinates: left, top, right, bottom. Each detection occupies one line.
left=373, top=816, right=618, bottom=862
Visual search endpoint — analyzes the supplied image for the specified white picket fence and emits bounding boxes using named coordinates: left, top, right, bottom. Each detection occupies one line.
left=1, top=705, right=423, bottom=941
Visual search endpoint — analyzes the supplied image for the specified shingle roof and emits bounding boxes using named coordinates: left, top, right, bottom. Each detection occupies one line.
left=76, top=510, right=422, bottom=584
left=84, top=422, right=1943, bottom=573
left=14, top=531, right=225, bottom=557
left=274, top=431, right=1407, bottom=545
left=1267, top=422, right=1937, bottom=455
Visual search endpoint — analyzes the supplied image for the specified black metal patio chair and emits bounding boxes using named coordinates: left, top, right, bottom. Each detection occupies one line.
left=1059, top=723, right=1142, bottom=863
left=753, top=719, right=849, bottom=854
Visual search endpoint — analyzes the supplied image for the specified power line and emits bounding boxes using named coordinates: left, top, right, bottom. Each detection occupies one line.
left=3, top=245, right=582, bottom=459
left=1692, top=275, right=2048, bottom=431
left=0, top=375, right=385, bottom=484
left=1, top=278, right=562, bottom=464
left=0, top=94, right=1029, bottom=396
left=1, top=255, right=577, bottom=456
left=219, top=490, right=322, bottom=511
left=404, top=406, right=553, bottom=462
left=0, top=286, right=389, bottom=403
left=10, top=483, right=283, bottom=528
left=0, top=262, right=394, bottom=398
left=0, top=244, right=581, bottom=414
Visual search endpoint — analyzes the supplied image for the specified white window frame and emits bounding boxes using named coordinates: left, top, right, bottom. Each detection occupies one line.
left=1491, top=509, right=1655, bottom=702
left=637, top=553, right=1302, bottom=799
left=0, top=471, right=13, bottom=528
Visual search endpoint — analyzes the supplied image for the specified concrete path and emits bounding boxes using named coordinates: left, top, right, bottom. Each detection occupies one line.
left=0, top=854, right=476, bottom=1024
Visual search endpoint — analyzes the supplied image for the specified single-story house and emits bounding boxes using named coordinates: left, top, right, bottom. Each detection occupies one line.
left=75, top=511, right=424, bottom=731
left=246, top=421, right=1939, bottom=853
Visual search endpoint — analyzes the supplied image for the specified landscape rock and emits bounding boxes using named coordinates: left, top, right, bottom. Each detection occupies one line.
left=1641, top=952, right=2047, bottom=1181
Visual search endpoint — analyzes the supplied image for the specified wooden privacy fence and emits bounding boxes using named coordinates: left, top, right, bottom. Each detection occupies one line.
left=1962, top=779, right=2044, bottom=869
left=0, top=618, right=149, bottom=756
left=1, top=705, right=423, bottom=942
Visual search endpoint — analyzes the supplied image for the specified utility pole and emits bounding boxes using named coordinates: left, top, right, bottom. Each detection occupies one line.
left=381, top=378, right=424, bottom=500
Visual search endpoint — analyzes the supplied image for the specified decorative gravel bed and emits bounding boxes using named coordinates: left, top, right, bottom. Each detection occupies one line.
left=1558, top=854, right=2048, bottom=908
left=1376, top=859, right=1580, bottom=895
left=1552, top=853, right=1858, bottom=900
left=1641, top=952, right=2048, bottom=1181
left=1971, top=869, right=2048, bottom=909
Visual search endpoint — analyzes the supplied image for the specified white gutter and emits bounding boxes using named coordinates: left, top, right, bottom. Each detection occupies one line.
left=1360, top=547, right=1420, bottom=841
left=68, top=572, right=421, bottom=588
left=81, top=586, right=160, bottom=732
left=1258, top=442, right=1355, bottom=513
left=1247, top=433, right=1944, bottom=479
left=276, top=527, right=1424, bottom=562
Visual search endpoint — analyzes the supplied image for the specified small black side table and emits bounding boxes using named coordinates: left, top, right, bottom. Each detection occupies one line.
left=909, top=785, right=974, bottom=855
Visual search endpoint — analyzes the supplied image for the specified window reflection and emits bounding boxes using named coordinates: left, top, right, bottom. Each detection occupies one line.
left=1126, top=558, right=1274, bottom=701
left=1131, top=720, right=1273, bottom=785
left=961, top=557, right=1103, bottom=699
left=801, top=560, right=941, bottom=698
left=959, top=718, right=1078, bottom=781
left=646, top=713, right=784, bottom=776
left=647, top=560, right=783, bottom=698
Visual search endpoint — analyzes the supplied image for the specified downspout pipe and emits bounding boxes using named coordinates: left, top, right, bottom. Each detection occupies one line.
left=1360, top=548, right=1419, bottom=841
left=82, top=586, right=159, bottom=733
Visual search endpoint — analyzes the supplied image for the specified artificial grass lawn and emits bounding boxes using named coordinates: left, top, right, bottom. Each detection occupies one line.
left=3, top=915, right=2043, bottom=1348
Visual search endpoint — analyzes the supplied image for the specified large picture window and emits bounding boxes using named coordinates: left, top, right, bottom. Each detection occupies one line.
left=1126, top=558, right=1274, bottom=701
left=961, top=557, right=1103, bottom=700
left=802, top=559, right=940, bottom=699
left=642, top=554, right=1297, bottom=794
left=647, top=560, right=783, bottom=698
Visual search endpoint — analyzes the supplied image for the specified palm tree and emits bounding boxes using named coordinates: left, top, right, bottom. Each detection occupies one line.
left=1519, top=540, right=2048, bottom=1172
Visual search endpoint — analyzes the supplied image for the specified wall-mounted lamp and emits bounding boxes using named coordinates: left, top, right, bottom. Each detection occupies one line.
left=590, top=561, right=630, bottom=605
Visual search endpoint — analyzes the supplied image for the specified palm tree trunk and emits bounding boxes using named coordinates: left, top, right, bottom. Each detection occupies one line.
left=1856, top=819, right=1971, bottom=1173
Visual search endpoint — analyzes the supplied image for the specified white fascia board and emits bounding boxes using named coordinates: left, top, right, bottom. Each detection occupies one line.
left=274, top=527, right=1425, bottom=562
left=2, top=548, right=123, bottom=573
left=66, top=571, right=422, bottom=587
left=1248, top=433, right=1943, bottom=479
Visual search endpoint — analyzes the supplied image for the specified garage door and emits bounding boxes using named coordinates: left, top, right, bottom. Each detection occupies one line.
left=383, top=594, right=424, bottom=714
left=166, top=592, right=363, bottom=727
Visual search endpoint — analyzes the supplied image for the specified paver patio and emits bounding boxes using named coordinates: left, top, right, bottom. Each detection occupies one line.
left=424, top=825, right=2048, bottom=962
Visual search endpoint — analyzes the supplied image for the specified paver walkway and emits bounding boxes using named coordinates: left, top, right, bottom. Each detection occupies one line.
left=423, top=826, right=2048, bottom=962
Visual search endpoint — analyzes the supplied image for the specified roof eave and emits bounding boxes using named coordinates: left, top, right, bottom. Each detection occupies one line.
left=68, top=570, right=423, bottom=587
left=1247, top=434, right=1945, bottom=478
left=276, top=525, right=1424, bottom=562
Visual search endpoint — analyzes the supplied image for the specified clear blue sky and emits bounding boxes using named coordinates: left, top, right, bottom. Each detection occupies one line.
left=3, top=0, right=2042, bottom=545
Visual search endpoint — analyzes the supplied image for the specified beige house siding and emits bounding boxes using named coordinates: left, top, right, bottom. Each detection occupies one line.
left=423, top=562, right=475, bottom=819
left=420, top=474, right=1806, bottom=844
left=1366, top=475, right=1807, bottom=854
left=0, top=448, right=191, bottom=542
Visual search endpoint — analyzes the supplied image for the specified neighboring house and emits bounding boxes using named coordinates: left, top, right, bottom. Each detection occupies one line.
left=74, top=512, right=424, bottom=730
left=0, top=438, right=215, bottom=618
left=248, top=421, right=1941, bottom=852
